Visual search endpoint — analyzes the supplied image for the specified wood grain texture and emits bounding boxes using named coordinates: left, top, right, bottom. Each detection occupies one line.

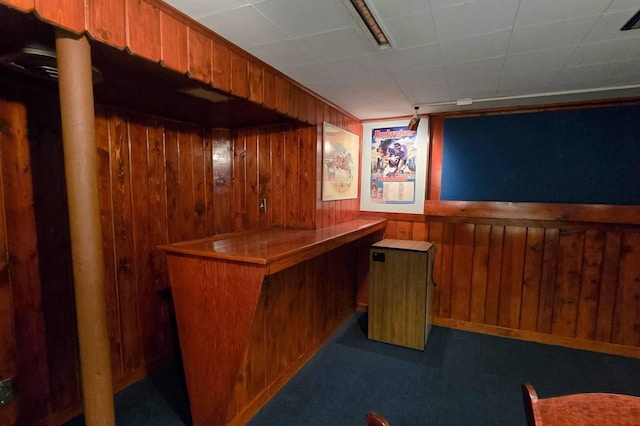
left=86, top=0, right=126, bottom=47
left=0, top=98, right=52, bottom=425
left=379, top=201, right=640, bottom=356
left=368, top=240, right=434, bottom=350
left=126, top=0, right=162, bottom=62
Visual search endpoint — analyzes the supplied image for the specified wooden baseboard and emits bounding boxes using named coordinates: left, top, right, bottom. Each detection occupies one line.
left=433, top=317, right=640, bottom=359
left=227, top=312, right=354, bottom=426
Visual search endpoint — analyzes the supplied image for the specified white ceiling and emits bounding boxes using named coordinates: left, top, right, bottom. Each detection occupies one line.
left=162, top=0, right=640, bottom=120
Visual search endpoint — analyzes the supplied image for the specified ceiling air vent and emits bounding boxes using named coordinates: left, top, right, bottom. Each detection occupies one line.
left=0, top=44, right=102, bottom=83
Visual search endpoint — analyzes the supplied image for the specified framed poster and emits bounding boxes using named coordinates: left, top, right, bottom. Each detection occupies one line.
left=360, top=119, right=428, bottom=213
left=322, top=122, right=360, bottom=201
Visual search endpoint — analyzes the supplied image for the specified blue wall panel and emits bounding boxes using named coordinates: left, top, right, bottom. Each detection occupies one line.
left=441, top=104, right=640, bottom=205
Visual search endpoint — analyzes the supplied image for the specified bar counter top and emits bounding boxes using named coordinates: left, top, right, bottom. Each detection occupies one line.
left=160, top=217, right=387, bottom=275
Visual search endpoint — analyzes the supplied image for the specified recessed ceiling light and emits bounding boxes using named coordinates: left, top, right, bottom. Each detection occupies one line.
left=621, top=9, right=640, bottom=31
left=341, top=0, right=391, bottom=49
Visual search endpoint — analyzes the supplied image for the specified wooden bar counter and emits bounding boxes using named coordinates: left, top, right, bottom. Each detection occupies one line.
left=160, top=218, right=386, bottom=425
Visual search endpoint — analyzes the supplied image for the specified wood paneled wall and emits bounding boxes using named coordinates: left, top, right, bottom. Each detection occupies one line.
left=380, top=203, right=640, bottom=358
left=0, top=75, right=362, bottom=424
left=225, top=242, right=362, bottom=425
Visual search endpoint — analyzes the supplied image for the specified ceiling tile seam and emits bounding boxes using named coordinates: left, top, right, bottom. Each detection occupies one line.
left=495, top=0, right=522, bottom=99
left=425, top=0, right=450, bottom=105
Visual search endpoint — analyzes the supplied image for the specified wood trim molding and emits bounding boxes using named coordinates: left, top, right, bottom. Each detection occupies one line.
left=424, top=200, right=640, bottom=226
left=433, top=317, right=640, bottom=359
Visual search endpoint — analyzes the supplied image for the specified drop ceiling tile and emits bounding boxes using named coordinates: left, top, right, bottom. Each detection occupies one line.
left=247, top=39, right=316, bottom=68
left=606, top=0, right=640, bottom=12
left=546, top=78, right=612, bottom=92
left=448, top=75, right=501, bottom=99
left=253, top=0, right=352, bottom=38
left=514, top=0, right=611, bottom=27
left=381, top=11, right=438, bottom=48
left=508, top=15, right=600, bottom=53
left=296, top=27, right=376, bottom=62
left=554, top=62, right=626, bottom=84
left=404, top=81, right=451, bottom=105
left=608, top=58, right=640, bottom=85
left=502, top=46, right=575, bottom=73
left=445, top=56, right=506, bottom=81
left=162, top=0, right=250, bottom=19
left=279, top=62, right=334, bottom=85
left=198, top=6, right=288, bottom=47
left=368, top=0, right=430, bottom=20
left=392, top=66, right=447, bottom=88
left=377, top=44, right=443, bottom=72
left=583, top=9, right=640, bottom=43
left=324, top=55, right=389, bottom=83
left=439, top=29, right=511, bottom=65
left=499, top=70, right=557, bottom=89
left=431, top=0, right=519, bottom=41
left=565, top=38, right=640, bottom=67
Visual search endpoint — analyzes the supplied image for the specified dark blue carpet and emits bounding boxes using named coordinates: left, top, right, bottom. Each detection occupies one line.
left=66, top=312, right=640, bottom=425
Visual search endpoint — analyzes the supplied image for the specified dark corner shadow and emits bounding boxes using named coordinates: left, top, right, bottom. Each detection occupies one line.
left=334, top=312, right=451, bottom=368
left=147, top=356, right=193, bottom=425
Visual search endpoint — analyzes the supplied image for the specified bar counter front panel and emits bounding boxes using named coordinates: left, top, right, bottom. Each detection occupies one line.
left=160, top=218, right=386, bottom=425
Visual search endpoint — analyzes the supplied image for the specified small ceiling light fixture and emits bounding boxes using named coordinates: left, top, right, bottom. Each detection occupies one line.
left=621, top=9, right=640, bottom=30
left=408, top=106, right=420, bottom=131
left=345, top=0, right=390, bottom=48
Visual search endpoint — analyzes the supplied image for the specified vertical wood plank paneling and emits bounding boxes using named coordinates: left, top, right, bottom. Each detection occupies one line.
left=0, top=98, right=51, bottom=425
left=469, top=224, right=490, bottom=323
left=258, top=130, right=271, bottom=229
left=245, top=129, right=259, bottom=229
left=127, top=118, right=154, bottom=365
left=537, top=228, right=560, bottom=333
left=111, top=115, right=141, bottom=377
left=497, top=226, right=526, bottom=329
left=450, top=223, right=474, bottom=321
left=233, top=129, right=247, bottom=231
left=270, top=131, right=285, bottom=227
left=485, top=225, right=504, bottom=325
left=595, top=231, right=622, bottom=342
left=35, top=0, right=85, bottom=33
left=612, top=232, right=640, bottom=346
left=191, top=132, right=208, bottom=238
left=27, top=92, right=80, bottom=411
left=187, top=28, right=212, bottom=84
left=551, top=231, right=584, bottom=338
left=395, top=221, right=413, bottom=240
left=298, top=127, right=315, bottom=229
left=248, top=62, right=264, bottom=105
left=284, top=129, right=300, bottom=228
left=231, top=51, right=248, bottom=99
left=275, top=76, right=289, bottom=115
left=520, top=227, right=545, bottom=331
left=575, top=230, right=605, bottom=340
left=211, top=40, right=232, bottom=93
left=202, top=130, right=214, bottom=236
left=263, top=69, right=277, bottom=111
left=211, top=129, right=233, bottom=234
left=164, top=124, right=181, bottom=243
left=177, top=126, right=196, bottom=240
left=96, top=110, right=124, bottom=379
left=413, top=221, right=427, bottom=241
left=159, top=11, right=189, bottom=73
left=437, top=223, right=455, bottom=318
left=86, top=0, right=127, bottom=48
left=426, top=221, right=444, bottom=314
left=146, top=119, right=173, bottom=356
left=126, top=0, right=162, bottom=62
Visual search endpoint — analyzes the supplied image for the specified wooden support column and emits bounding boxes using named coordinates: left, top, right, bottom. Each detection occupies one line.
left=55, top=29, right=115, bottom=425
